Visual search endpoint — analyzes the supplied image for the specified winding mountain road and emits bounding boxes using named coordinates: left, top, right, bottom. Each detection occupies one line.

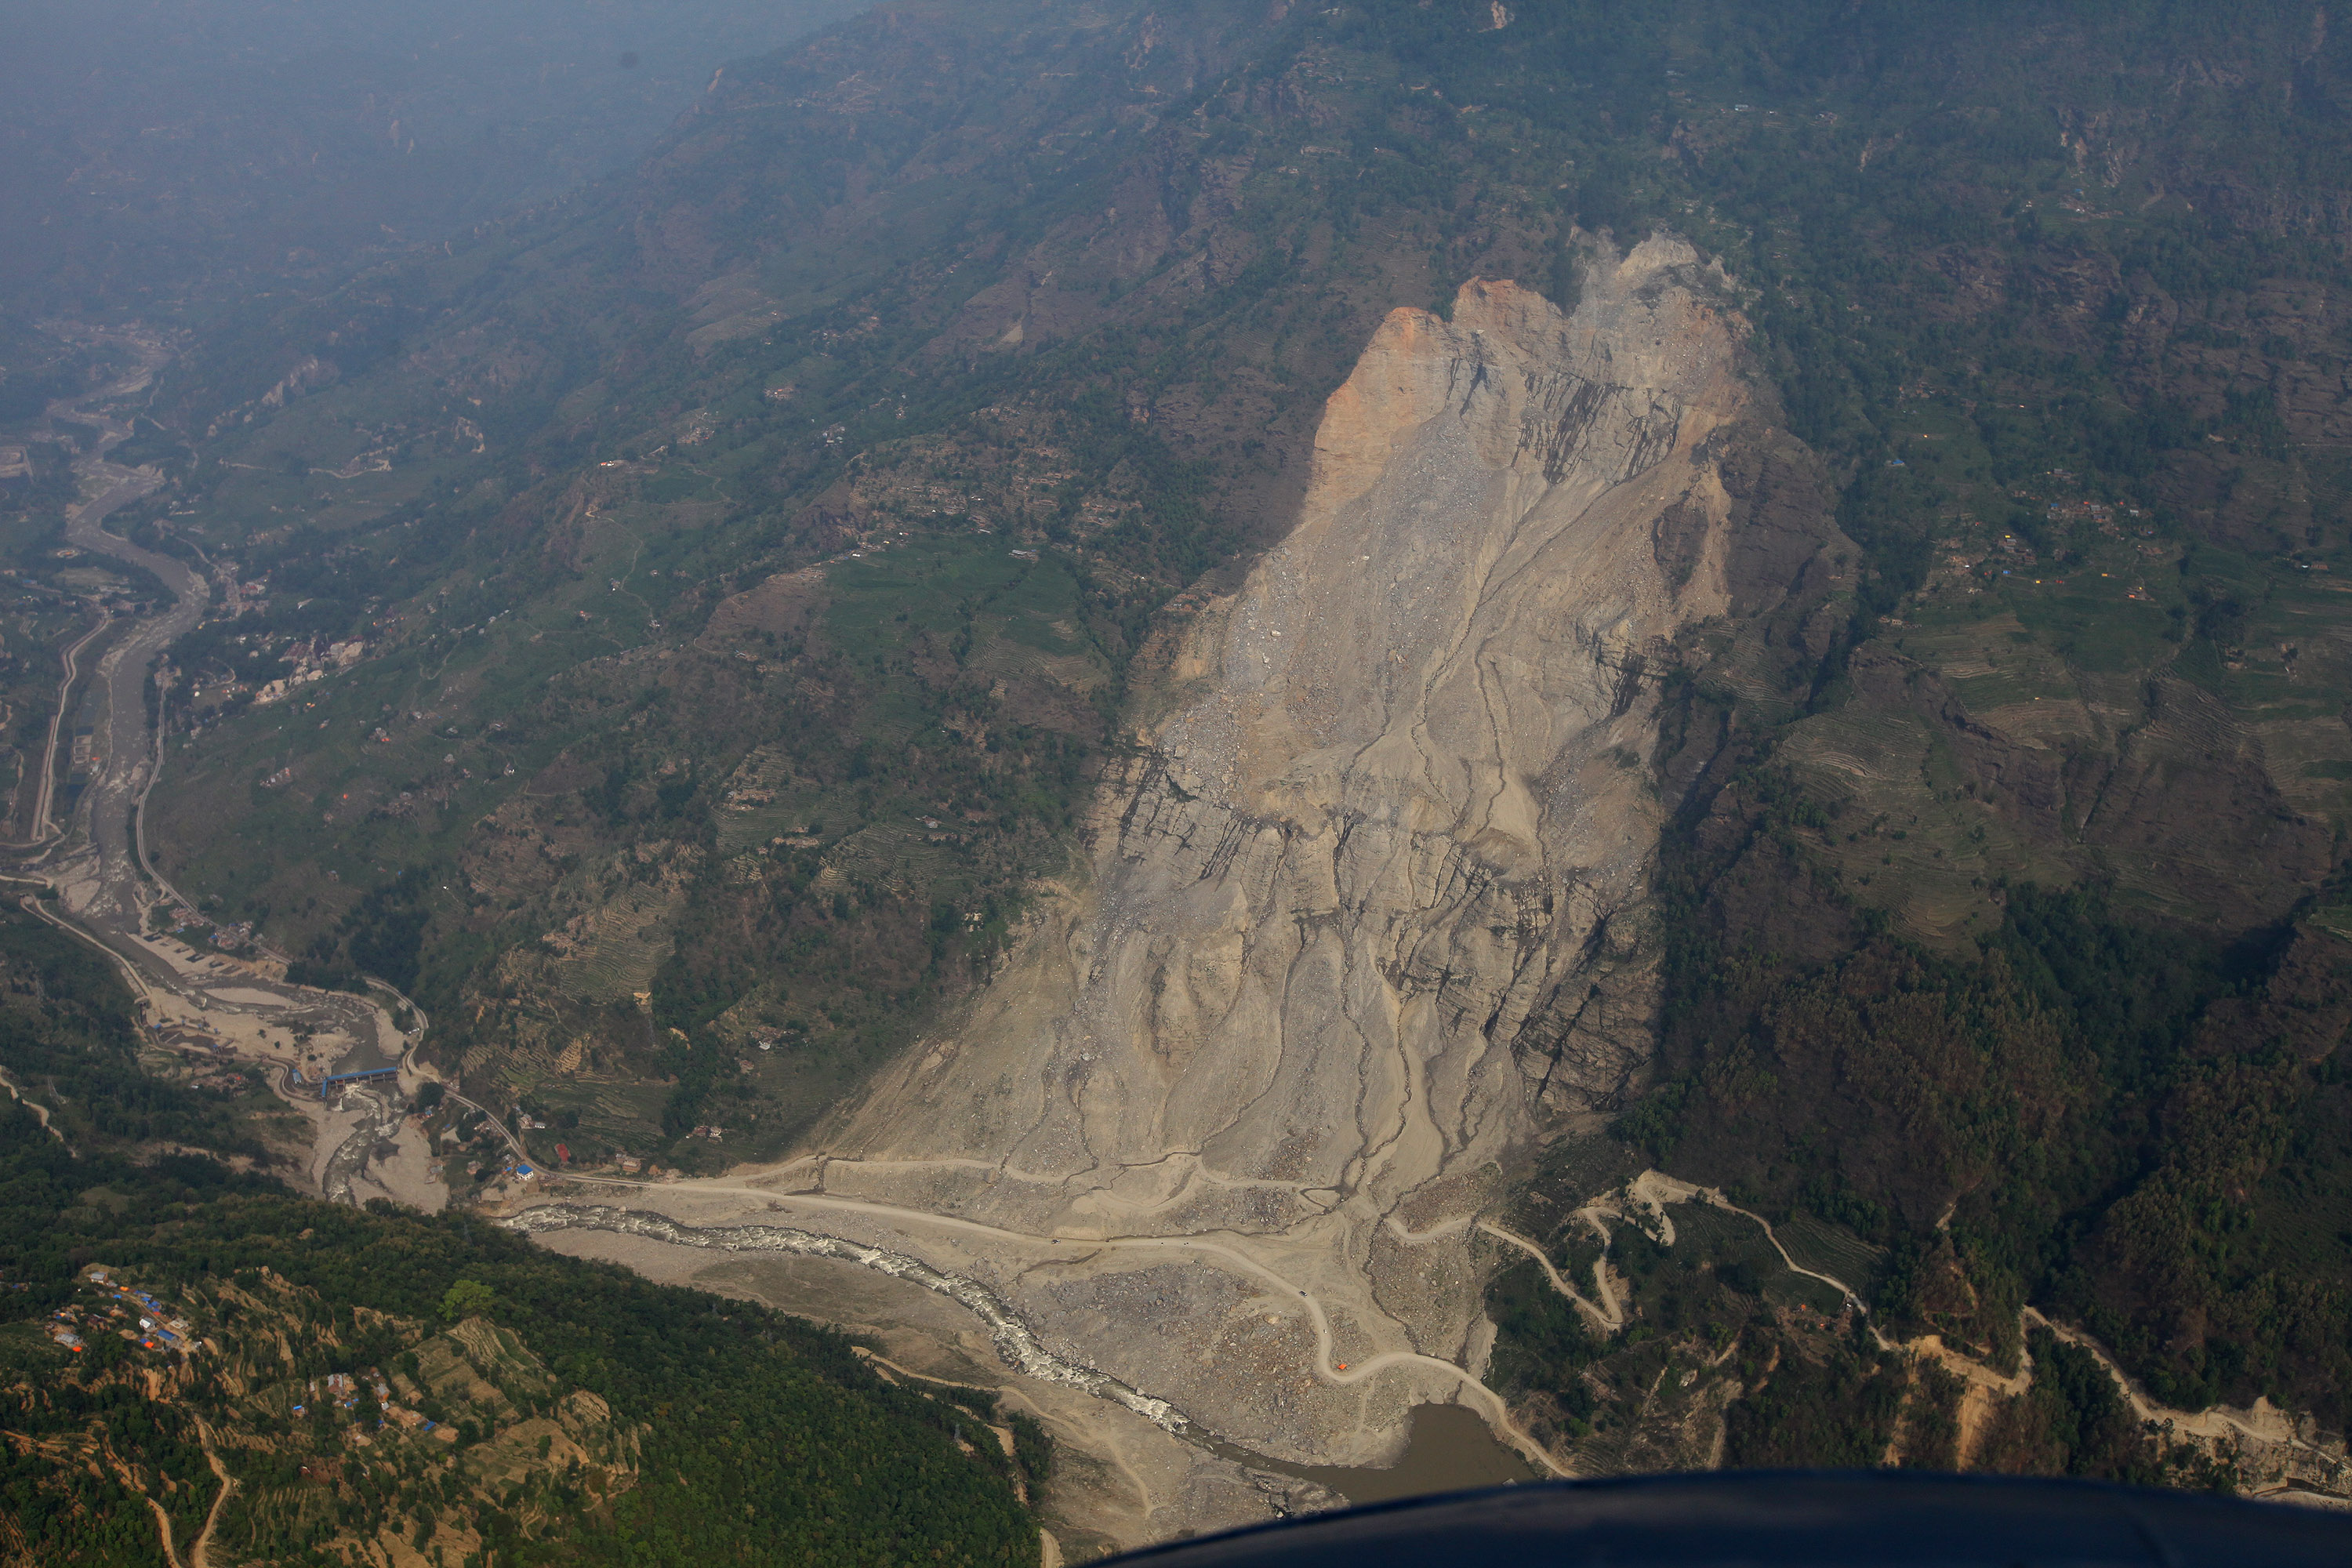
left=556, top=1174, right=1570, bottom=1475
left=448, top=1065, right=1570, bottom=1478
left=42, top=392, right=212, bottom=937
left=6, top=332, right=417, bottom=1194
left=15, top=612, right=110, bottom=844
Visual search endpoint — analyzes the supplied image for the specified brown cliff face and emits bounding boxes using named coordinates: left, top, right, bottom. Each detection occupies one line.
left=810, top=238, right=1844, bottom=1461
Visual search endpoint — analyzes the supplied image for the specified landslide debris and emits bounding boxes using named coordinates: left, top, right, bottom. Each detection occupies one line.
left=815, top=243, right=1845, bottom=1464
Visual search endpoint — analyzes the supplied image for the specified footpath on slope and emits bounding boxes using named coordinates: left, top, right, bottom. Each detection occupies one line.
left=1486, top=1170, right=2352, bottom=1501
left=464, top=1123, right=1571, bottom=1481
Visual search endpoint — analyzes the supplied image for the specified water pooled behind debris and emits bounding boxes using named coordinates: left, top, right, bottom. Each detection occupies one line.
left=1216, top=1403, right=1535, bottom=1506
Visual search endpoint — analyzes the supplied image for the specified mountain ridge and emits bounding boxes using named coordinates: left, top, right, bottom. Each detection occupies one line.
left=12, top=0, right=2352, bottom=1519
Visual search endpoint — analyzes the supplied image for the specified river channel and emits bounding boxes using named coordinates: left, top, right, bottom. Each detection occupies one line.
left=21, top=329, right=1544, bottom=1519
left=16, top=330, right=429, bottom=1203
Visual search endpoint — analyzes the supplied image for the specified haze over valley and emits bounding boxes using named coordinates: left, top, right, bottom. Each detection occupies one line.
left=5, top=2, right=2352, bottom=1562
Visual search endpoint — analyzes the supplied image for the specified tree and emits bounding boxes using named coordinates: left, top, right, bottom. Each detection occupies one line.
left=440, top=1279, right=495, bottom=1321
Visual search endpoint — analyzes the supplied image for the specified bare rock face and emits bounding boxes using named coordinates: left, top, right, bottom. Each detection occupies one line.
left=814, top=238, right=1838, bottom=1463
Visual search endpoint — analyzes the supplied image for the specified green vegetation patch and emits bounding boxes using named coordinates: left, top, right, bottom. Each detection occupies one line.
left=0, top=932, right=1042, bottom=1566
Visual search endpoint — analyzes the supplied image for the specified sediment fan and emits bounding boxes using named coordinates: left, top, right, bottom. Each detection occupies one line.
left=1102, top=1472, right=2352, bottom=1566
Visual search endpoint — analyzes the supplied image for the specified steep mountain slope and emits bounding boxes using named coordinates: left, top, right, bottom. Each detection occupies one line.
left=813, top=245, right=1844, bottom=1462
left=136, top=0, right=1561, bottom=1171
left=71, top=0, right=2352, bottom=1490
left=0, top=901, right=1042, bottom=1566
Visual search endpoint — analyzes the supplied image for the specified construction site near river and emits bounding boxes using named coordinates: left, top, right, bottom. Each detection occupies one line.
left=14, top=309, right=2350, bottom=1558
left=11, top=332, right=442, bottom=1214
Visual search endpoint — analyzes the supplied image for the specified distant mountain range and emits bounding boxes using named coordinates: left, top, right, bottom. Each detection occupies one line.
left=8, top=0, right=2352, bottom=1544
left=0, top=0, right=864, bottom=314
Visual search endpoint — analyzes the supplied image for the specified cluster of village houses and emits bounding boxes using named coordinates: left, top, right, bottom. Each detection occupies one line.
left=48, top=1269, right=197, bottom=1356
left=48, top=1269, right=456, bottom=1439
left=251, top=636, right=367, bottom=705
left=289, top=1370, right=445, bottom=1437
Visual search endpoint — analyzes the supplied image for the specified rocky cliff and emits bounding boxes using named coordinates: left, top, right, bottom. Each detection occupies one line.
left=797, top=238, right=1846, bottom=1463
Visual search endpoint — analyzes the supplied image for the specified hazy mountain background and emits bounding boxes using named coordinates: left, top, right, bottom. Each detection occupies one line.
left=5, top=0, right=2352, bottom=1553
left=0, top=0, right=867, bottom=314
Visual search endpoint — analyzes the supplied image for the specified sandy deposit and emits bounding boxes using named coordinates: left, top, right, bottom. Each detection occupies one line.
left=204, top=985, right=290, bottom=1007
left=557, top=240, right=1846, bottom=1472
left=813, top=245, right=1784, bottom=1464
left=529, top=1223, right=1314, bottom=1556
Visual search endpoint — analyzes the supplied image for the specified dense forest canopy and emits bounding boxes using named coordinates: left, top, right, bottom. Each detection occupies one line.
left=0, top=906, right=1040, bottom=1565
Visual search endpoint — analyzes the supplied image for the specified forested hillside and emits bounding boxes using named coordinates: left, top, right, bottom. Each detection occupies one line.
left=0, top=903, right=1040, bottom=1565
left=68, top=0, right=2352, bottom=1482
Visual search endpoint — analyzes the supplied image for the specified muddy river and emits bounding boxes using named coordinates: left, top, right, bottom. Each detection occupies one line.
left=1224, top=1403, right=1535, bottom=1504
